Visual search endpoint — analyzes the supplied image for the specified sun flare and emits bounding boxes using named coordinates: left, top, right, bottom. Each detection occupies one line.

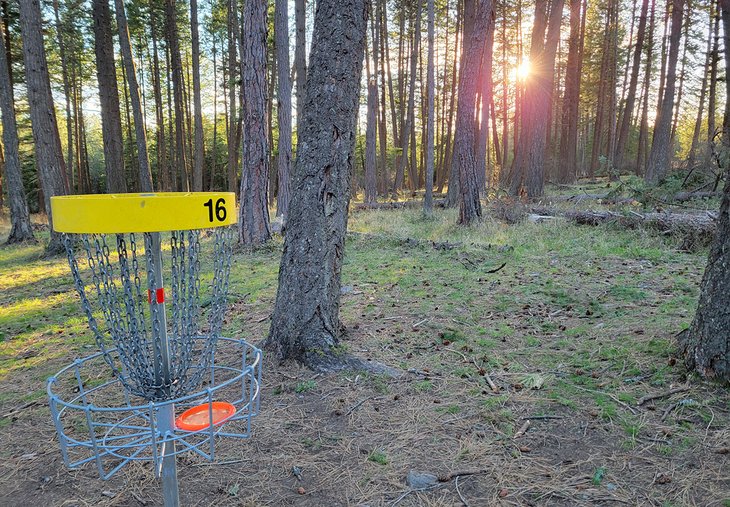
left=515, top=60, right=531, bottom=80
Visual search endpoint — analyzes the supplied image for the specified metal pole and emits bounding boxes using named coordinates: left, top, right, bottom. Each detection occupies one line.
left=149, top=232, right=180, bottom=507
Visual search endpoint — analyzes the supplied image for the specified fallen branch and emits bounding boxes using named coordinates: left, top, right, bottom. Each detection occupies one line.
left=521, top=415, right=564, bottom=420
left=637, top=386, right=691, bottom=406
left=514, top=420, right=531, bottom=439
left=661, top=402, right=680, bottom=422
left=455, top=476, right=470, bottom=507
left=345, top=397, right=371, bottom=416
left=438, top=469, right=487, bottom=482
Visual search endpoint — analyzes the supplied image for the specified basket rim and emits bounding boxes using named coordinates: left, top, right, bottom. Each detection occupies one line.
left=50, top=192, right=237, bottom=233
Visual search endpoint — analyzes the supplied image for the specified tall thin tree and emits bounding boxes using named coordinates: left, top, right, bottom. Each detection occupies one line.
left=424, top=0, right=435, bottom=215
left=191, top=0, right=205, bottom=191
left=92, top=0, right=127, bottom=193
left=557, top=0, right=583, bottom=182
left=19, top=0, right=69, bottom=253
left=275, top=0, right=292, bottom=217
left=114, top=0, right=153, bottom=191
left=239, top=0, right=271, bottom=245
left=645, top=0, right=685, bottom=183
left=0, top=18, right=34, bottom=243
left=453, top=0, right=492, bottom=223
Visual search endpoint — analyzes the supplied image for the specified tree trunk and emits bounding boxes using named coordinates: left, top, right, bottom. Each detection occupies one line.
left=374, top=0, right=388, bottom=195
left=52, top=0, right=74, bottom=193
left=475, top=11, right=495, bottom=194
left=364, top=19, right=377, bottom=206
left=210, top=38, right=219, bottom=191
left=295, top=0, right=306, bottom=136
left=645, top=0, right=684, bottom=184
left=395, top=2, right=421, bottom=196
left=150, top=5, right=169, bottom=191
left=92, top=0, right=126, bottom=193
left=670, top=0, right=690, bottom=143
left=614, top=0, right=649, bottom=173
left=265, top=0, right=368, bottom=371
left=686, top=2, right=714, bottom=171
left=165, top=0, right=189, bottom=191
left=442, top=1, right=462, bottom=203
left=557, top=0, right=583, bottom=183
left=707, top=1, right=720, bottom=147
left=509, top=0, right=564, bottom=197
left=191, top=0, right=204, bottom=191
left=239, top=0, right=271, bottom=246
left=227, top=0, right=238, bottom=193
left=452, top=0, right=492, bottom=224
left=500, top=3, right=509, bottom=182
left=424, top=0, right=435, bottom=215
left=383, top=0, right=399, bottom=194
left=636, top=0, right=657, bottom=174
left=678, top=0, right=730, bottom=383
left=275, top=0, right=292, bottom=218
left=114, top=0, right=153, bottom=192
left=19, top=0, right=68, bottom=253
left=0, top=18, right=34, bottom=243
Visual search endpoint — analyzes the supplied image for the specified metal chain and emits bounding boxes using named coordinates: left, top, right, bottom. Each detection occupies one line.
left=63, top=226, right=235, bottom=401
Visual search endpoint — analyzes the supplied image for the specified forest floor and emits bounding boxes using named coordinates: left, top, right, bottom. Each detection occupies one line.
left=0, top=182, right=729, bottom=506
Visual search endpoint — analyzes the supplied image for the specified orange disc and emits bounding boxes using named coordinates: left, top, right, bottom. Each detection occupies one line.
left=175, top=402, right=236, bottom=431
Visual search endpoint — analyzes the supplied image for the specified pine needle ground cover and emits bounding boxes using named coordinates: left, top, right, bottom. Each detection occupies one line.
left=0, top=208, right=728, bottom=506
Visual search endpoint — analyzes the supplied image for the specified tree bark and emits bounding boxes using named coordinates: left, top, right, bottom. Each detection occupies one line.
left=150, top=4, right=169, bottom=191
left=395, top=2, right=421, bottom=196
left=295, top=0, right=306, bottom=136
left=191, top=0, right=204, bottom=191
left=364, top=17, right=377, bottom=206
left=265, top=0, right=368, bottom=371
left=686, top=2, right=713, bottom=171
left=92, top=0, right=126, bottom=193
left=557, top=0, right=583, bottom=183
left=424, top=0, right=435, bottom=215
left=509, top=0, right=564, bottom=197
left=707, top=1, right=720, bottom=147
left=678, top=0, right=730, bottom=383
left=275, top=0, right=292, bottom=218
left=452, top=0, right=492, bottom=223
left=614, top=0, right=649, bottom=173
left=645, top=0, right=684, bottom=184
left=227, top=0, right=238, bottom=193
left=475, top=10, right=495, bottom=194
left=114, top=0, right=153, bottom=192
left=52, top=0, right=74, bottom=193
left=239, top=0, right=271, bottom=246
left=19, top=0, right=68, bottom=253
left=442, top=1, right=462, bottom=202
left=165, top=0, right=189, bottom=191
left=0, top=18, right=34, bottom=243
left=636, top=0, right=657, bottom=174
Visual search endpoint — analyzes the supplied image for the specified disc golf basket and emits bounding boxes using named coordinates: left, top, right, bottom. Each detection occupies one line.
left=47, top=192, right=262, bottom=507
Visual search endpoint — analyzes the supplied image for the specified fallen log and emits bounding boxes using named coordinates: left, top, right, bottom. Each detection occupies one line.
left=547, top=191, right=721, bottom=204
left=528, top=208, right=718, bottom=250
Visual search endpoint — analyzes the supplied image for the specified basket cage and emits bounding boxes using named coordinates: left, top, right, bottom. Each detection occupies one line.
left=47, top=337, right=262, bottom=479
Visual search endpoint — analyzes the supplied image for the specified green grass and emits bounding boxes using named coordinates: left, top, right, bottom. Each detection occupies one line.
left=367, top=450, right=388, bottom=466
left=294, top=380, right=317, bottom=393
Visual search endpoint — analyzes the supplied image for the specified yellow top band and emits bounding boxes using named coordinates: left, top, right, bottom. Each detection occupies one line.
left=51, top=192, right=237, bottom=233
